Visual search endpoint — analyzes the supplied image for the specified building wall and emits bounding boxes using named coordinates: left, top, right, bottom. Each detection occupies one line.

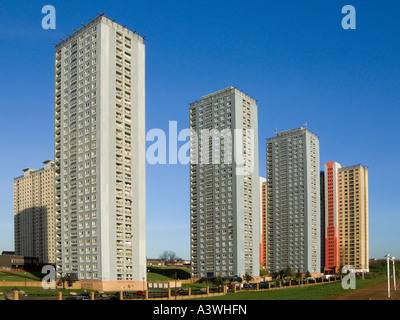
left=0, top=254, right=40, bottom=269
left=324, top=161, right=341, bottom=273
left=54, top=16, right=146, bottom=282
left=259, top=177, right=267, bottom=270
left=304, top=130, right=320, bottom=273
left=13, top=161, right=55, bottom=264
left=338, top=165, right=369, bottom=272
left=189, top=87, right=260, bottom=278
left=267, top=127, right=321, bottom=274
left=320, top=171, right=325, bottom=272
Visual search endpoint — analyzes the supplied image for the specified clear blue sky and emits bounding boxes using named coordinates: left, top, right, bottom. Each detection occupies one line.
left=0, top=0, right=399, bottom=261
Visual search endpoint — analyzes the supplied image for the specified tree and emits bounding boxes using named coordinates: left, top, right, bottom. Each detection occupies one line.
left=215, top=276, right=224, bottom=286
left=305, top=270, right=312, bottom=278
left=244, top=272, right=253, bottom=283
left=284, top=266, right=293, bottom=278
left=338, top=263, right=344, bottom=275
left=159, top=250, right=182, bottom=264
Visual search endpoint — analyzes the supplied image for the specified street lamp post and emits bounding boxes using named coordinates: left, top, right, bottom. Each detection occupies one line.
left=386, top=254, right=397, bottom=298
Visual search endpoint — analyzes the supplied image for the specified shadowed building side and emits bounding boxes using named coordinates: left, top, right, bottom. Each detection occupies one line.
left=14, top=161, right=55, bottom=265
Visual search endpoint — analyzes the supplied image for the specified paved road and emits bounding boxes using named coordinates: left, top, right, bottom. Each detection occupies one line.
left=331, top=279, right=400, bottom=300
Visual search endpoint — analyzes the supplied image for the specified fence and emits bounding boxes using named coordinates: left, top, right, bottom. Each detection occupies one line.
left=3, top=276, right=343, bottom=300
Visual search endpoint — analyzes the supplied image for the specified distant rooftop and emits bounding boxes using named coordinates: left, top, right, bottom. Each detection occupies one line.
left=14, top=160, right=54, bottom=180
left=268, top=126, right=319, bottom=141
left=190, top=86, right=257, bottom=107
left=339, top=163, right=368, bottom=170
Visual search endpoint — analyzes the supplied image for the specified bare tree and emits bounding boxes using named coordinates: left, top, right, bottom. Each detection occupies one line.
left=159, top=250, right=182, bottom=264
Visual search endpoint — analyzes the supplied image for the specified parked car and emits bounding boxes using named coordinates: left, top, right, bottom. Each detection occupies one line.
left=177, top=289, right=188, bottom=296
left=307, top=277, right=315, bottom=283
left=111, top=291, right=131, bottom=299
left=227, top=284, right=240, bottom=289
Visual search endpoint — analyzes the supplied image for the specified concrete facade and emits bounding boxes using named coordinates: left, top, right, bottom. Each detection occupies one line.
left=189, top=87, right=260, bottom=278
left=260, top=177, right=267, bottom=270
left=267, top=127, right=321, bottom=274
left=338, top=164, right=369, bottom=272
left=54, top=16, right=146, bottom=285
left=14, top=161, right=55, bottom=264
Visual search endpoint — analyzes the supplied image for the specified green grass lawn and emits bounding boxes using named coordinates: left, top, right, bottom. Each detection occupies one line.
left=147, top=272, right=175, bottom=281
left=0, top=271, right=42, bottom=282
left=193, top=277, right=386, bottom=300
left=0, top=268, right=188, bottom=283
left=0, top=286, right=93, bottom=296
left=3, top=268, right=386, bottom=300
left=147, top=267, right=191, bottom=280
left=0, top=277, right=386, bottom=299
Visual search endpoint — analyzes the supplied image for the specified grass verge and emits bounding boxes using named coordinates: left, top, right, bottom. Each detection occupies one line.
left=192, top=277, right=386, bottom=300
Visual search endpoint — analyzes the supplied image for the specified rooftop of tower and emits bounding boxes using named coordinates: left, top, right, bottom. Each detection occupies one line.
left=55, top=14, right=144, bottom=49
left=14, top=160, right=55, bottom=180
left=338, top=163, right=368, bottom=171
left=190, top=86, right=257, bottom=107
left=267, top=126, right=319, bottom=141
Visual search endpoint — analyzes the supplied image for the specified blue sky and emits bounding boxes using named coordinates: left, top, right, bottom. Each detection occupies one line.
left=0, top=0, right=399, bottom=260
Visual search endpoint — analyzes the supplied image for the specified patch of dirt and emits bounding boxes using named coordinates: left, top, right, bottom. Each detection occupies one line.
left=331, top=279, right=400, bottom=300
